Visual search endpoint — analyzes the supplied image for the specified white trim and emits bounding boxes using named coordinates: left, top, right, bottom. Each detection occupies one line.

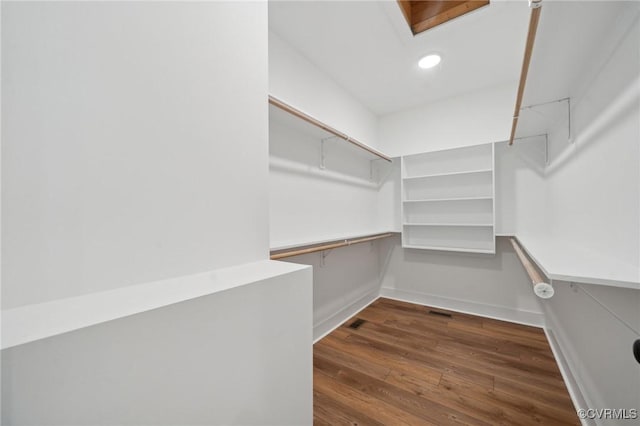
left=379, top=287, right=545, bottom=327
left=543, top=327, right=593, bottom=426
left=313, top=290, right=380, bottom=343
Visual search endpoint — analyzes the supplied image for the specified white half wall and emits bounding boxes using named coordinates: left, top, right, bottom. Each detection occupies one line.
left=2, top=1, right=269, bottom=308
left=1, top=265, right=313, bottom=426
left=269, top=30, right=379, bottom=149
left=378, top=82, right=516, bottom=157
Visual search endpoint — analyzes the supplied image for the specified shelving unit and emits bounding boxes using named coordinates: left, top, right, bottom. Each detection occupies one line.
left=401, top=143, right=495, bottom=253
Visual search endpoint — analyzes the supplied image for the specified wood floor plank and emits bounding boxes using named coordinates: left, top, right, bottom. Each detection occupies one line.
left=314, top=341, right=390, bottom=381
left=313, top=388, right=386, bottom=426
left=313, top=298, right=580, bottom=425
left=440, top=374, right=580, bottom=425
left=320, top=332, right=443, bottom=387
left=343, top=326, right=496, bottom=390
left=315, top=354, right=489, bottom=426
left=314, top=369, right=435, bottom=426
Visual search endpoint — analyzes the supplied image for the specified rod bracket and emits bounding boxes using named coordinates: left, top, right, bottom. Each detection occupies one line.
left=320, top=249, right=333, bottom=267
left=529, top=0, right=542, bottom=9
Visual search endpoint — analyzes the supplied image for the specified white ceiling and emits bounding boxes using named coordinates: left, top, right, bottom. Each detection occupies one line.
left=269, top=0, right=531, bottom=116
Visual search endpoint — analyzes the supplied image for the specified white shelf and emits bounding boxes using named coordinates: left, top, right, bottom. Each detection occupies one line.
left=403, top=223, right=493, bottom=227
left=270, top=230, right=398, bottom=252
left=402, top=245, right=496, bottom=254
left=403, top=143, right=492, bottom=177
left=402, top=222, right=495, bottom=253
left=403, top=197, right=493, bottom=203
left=515, top=235, right=640, bottom=289
left=403, top=168, right=492, bottom=180
left=2, top=260, right=310, bottom=350
left=403, top=172, right=493, bottom=200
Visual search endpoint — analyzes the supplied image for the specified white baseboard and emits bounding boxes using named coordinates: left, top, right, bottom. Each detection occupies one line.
left=379, top=287, right=545, bottom=327
left=543, top=327, right=592, bottom=426
left=313, top=289, right=380, bottom=343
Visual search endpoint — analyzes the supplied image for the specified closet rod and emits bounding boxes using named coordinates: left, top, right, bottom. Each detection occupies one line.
left=268, top=95, right=392, bottom=162
left=509, top=0, right=543, bottom=146
left=510, top=237, right=554, bottom=298
left=510, top=238, right=544, bottom=284
left=270, top=232, right=394, bottom=260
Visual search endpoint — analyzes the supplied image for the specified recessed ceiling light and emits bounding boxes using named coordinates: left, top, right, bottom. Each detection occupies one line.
left=418, top=54, right=441, bottom=69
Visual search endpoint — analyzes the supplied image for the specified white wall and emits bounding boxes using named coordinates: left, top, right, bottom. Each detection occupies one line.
left=495, top=137, right=548, bottom=236
left=269, top=30, right=379, bottom=149
left=543, top=282, right=640, bottom=422
left=269, top=105, right=395, bottom=341
left=2, top=266, right=313, bottom=425
left=2, top=1, right=269, bottom=309
left=283, top=243, right=383, bottom=342
left=2, top=3, right=317, bottom=425
left=379, top=236, right=544, bottom=326
left=269, top=112, right=393, bottom=248
left=378, top=82, right=516, bottom=157
left=510, top=4, right=640, bottom=268
left=510, top=11, right=640, bottom=420
left=377, top=158, right=402, bottom=233
left=542, top=17, right=640, bottom=269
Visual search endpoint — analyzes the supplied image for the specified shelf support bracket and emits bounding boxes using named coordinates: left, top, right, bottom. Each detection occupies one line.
left=320, top=249, right=333, bottom=267
left=369, top=159, right=382, bottom=182
left=545, top=133, right=549, bottom=165
left=319, top=136, right=339, bottom=170
left=567, top=97, right=572, bottom=143
left=320, top=138, right=327, bottom=170
left=519, top=97, right=572, bottom=146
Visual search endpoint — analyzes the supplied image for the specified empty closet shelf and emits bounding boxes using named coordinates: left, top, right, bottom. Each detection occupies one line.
left=514, top=235, right=640, bottom=289
left=403, top=169, right=492, bottom=180
left=402, top=245, right=496, bottom=254
left=403, top=223, right=493, bottom=227
left=403, top=197, right=493, bottom=203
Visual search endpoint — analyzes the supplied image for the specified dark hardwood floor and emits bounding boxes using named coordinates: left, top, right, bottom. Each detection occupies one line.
left=313, top=298, right=580, bottom=425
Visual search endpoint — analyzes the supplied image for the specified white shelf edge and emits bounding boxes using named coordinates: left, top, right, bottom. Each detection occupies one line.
left=514, top=235, right=640, bottom=290
left=270, top=230, right=399, bottom=252
left=402, top=244, right=496, bottom=254
left=269, top=95, right=392, bottom=162
left=402, top=223, right=494, bottom=227
left=402, top=197, right=493, bottom=203
left=1, top=260, right=311, bottom=350
left=403, top=168, right=493, bottom=180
